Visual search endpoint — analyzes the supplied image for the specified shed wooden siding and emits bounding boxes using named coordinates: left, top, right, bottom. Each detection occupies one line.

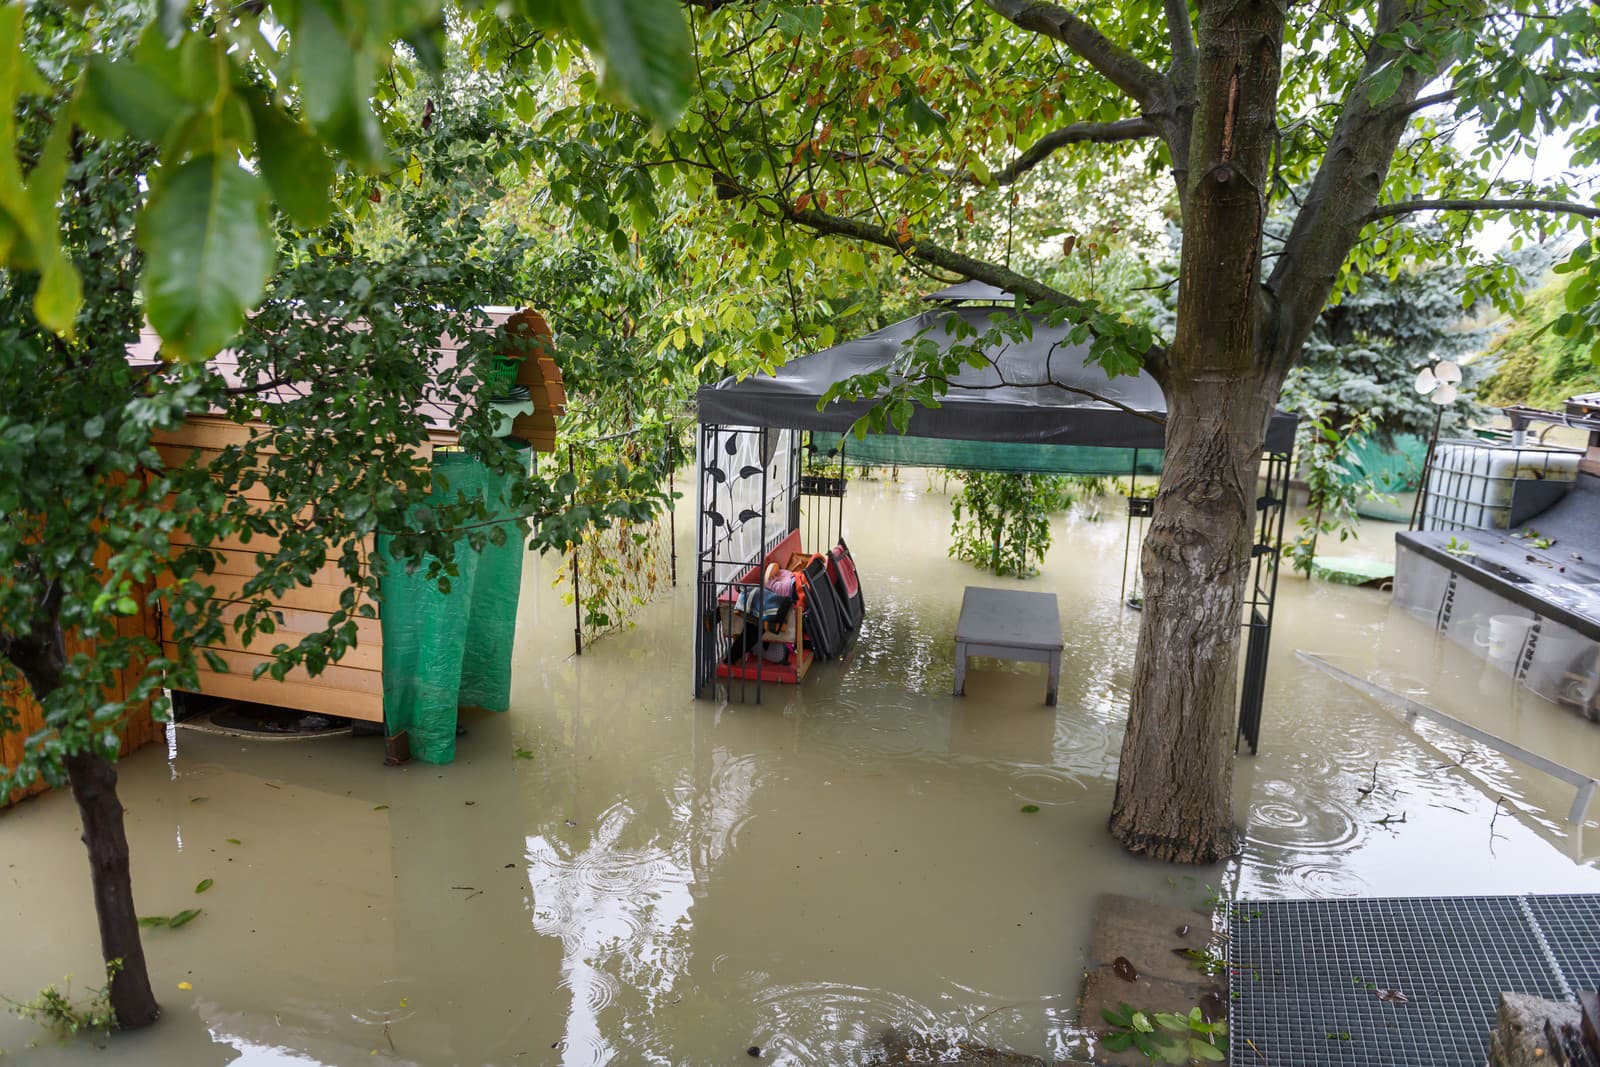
left=151, top=414, right=387, bottom=724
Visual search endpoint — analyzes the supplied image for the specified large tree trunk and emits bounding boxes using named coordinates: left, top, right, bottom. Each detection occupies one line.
left=1108, top=0, right=1286, bottom=863
left=9, top=613, right=161, bottom=1030
left=1109, top=379, right=1274, bottom=862
left=64, top=751, right=161, bottom=1029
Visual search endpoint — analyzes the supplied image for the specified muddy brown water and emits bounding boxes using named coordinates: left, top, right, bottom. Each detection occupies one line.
left=4, top=477, right=1599, bottom=1065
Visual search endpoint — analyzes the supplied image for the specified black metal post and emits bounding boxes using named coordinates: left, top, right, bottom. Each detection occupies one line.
left=569, top=444, right=582, bottom=657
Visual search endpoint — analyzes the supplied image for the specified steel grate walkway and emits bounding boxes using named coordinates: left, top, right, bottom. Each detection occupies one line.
left=1228, top=894, right=1600, bottom=1066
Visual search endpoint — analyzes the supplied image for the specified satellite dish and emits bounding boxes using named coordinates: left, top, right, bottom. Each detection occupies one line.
left=1414, top=368, right=1438, bottom=395
left=1434, top=360, right=1461, bottom=385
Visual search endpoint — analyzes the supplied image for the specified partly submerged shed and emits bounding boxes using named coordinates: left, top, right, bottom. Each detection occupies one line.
left=135, top=308, right=563, bottom=761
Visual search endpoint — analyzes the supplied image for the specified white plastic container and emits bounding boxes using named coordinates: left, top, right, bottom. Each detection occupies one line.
left=1421, top=440, right=1580, bottom=531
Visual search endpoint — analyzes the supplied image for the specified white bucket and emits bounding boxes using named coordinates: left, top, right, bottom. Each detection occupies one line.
left=1475, top=614, right=1534, bottom=661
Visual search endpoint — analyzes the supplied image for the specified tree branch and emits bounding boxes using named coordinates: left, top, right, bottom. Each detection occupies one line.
left=1263, top=0, right=1430, bottom=378
left=781, top=200, right=1168, bottom=377
left=1365, top=197, right=1600, bottom=223
left=1390, top=89, right=1456, bottom=118
left=1163, top=0, right=1196, bottom=85
left=994, top=116, right=1160, bottom=185
left=982, top=0, right=1167, bottom=111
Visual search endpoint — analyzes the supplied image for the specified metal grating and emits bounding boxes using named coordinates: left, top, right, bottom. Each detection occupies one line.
left=1526, top=894, right=1600, bottom=994
left=1228, top=895, right=1600, bottom=1066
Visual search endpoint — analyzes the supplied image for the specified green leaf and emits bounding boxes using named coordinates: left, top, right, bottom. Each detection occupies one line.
left=1190, top=1038, right=1226, bottom=1061
left=139, top=154, right=275, bottom=361
left=194, top=878, right=214, bottom=894
left=1101, top=1031, right=1134, bottom=1052
left=168, top=908, right=203, bottom=928
left=225, top=838, right=242, bottom=845
left=578, top=0, right=692, bottom=127
left=138, top=915, right=170, bottom=927
left=82, top=56, right=190, bottom=143
left=249, top=97, right=335, bottom=228
left=35, top=249, right=82, bottom=337
left=294, top=0, right=386, bottom=165
left=1020, top=804, right=1040, bottom=813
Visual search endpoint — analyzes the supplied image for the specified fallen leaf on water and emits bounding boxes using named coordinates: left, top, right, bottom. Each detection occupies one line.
left=169, top=908, right=203, bottom=928
left=194, top=878, right=213, bottom=894
left=373, top=805, right=389, bottom=811
left=1113, top=956, right=1139, bottom=982
left=1020, top=804, right=1040, bottom=813
left=177, top=981, right=192, bottom=991
left=225, top=838, right=241, bottom=845
left=190, top=796, right=207, bottom=804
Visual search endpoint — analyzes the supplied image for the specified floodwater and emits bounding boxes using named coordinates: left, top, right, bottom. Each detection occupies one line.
left=4, top=476, right=1600, bottom=1065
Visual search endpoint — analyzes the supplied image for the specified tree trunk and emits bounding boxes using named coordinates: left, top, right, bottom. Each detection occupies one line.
left=1110, top=380, right=1271, bottom=862
left=1104, top=0, right=1288, bottom=863
left=7, top=608, right=161, bottom=1031
left=64, top=750, right=161, bottom=1030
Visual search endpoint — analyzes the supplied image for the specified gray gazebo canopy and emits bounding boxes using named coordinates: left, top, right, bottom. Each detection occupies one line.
left=696, top=302, right=1297, bottom=461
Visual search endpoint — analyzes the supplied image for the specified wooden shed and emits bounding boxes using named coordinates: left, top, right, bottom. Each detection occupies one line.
left=138, top=307, right=564, bottom=727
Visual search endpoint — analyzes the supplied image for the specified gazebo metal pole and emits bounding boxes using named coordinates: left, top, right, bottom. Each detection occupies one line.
left=569, top=444, right=582, bottom=657
left=1120, top=448, right=1138, bottom=605
left=668, top=422, right=677, bottom=587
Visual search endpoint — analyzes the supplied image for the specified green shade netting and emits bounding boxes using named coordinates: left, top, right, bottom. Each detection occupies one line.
left=1343, top=433, right=1426, bottom=493
left=808, top=432, right=1164, bottom=476
left=376, top=450, right=526, bottom=765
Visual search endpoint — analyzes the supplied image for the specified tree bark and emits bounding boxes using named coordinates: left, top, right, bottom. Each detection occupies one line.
left=1110, top=381, right=1274, bottom=861
left=63, top=750, right=161, bottom=1030
left=7, top=607, right=161, bottom=1031
left=1108, top=0, right=1285, bottom=862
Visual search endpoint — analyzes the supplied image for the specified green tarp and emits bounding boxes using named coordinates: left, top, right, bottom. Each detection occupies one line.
left=809, top=431, right=1164, bottom=476
left=376, top=450, right=526, bottom=764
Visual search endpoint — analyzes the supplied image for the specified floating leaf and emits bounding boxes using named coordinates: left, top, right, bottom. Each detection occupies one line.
left=1020, top=804, right=1040, bottom=813
left=1101, top=1031, right=1134, bottom=1052
left=225, top=838, right=241, bottom=845
left=1113, top=956, right=1139, bottom=982
left=194, top=878, right=213, bottom=894
left=168, top=908, right=202, bottom=928
left=177, top=981, right=193, bottom=991
left=373, top=804, right=389, bottom=811
left=138, top=915, right=170, bottom=927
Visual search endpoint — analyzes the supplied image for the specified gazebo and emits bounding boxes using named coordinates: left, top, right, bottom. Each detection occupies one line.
left=693, top=289, right=1297, bottom=753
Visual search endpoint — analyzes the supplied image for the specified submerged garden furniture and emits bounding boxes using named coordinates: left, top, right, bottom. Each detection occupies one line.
left=953, top=586, right=1064, bottom=706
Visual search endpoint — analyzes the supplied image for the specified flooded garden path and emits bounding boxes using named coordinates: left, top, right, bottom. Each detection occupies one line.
left=4, top=477, right=1599, bottom=1064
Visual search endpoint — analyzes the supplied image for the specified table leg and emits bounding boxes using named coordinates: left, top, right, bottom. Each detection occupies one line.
left=1045, top=651, right=1060, bottom=706
left=954, top=641, right=967, bottom=696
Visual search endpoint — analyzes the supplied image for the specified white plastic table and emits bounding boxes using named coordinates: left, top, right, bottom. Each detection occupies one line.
left=953, top=586, right=1064, bottom=706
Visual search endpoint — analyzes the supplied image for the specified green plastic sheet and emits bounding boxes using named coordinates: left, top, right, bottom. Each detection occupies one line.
left=376, top=450, right=526, bottom=764
left=808, top=431, right=1164, bottom=476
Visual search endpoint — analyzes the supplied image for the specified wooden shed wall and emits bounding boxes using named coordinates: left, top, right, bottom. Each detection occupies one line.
left=151, top=416, right=388, bottom=724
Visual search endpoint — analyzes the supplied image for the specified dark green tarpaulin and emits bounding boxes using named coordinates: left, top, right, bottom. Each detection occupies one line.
left=809, top=431, right=1164, bottom=476
left=377, top=450, right=526, bottom=764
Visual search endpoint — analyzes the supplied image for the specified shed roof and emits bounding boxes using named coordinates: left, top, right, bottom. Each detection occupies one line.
left=127, top=307, right=565, bottom=451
